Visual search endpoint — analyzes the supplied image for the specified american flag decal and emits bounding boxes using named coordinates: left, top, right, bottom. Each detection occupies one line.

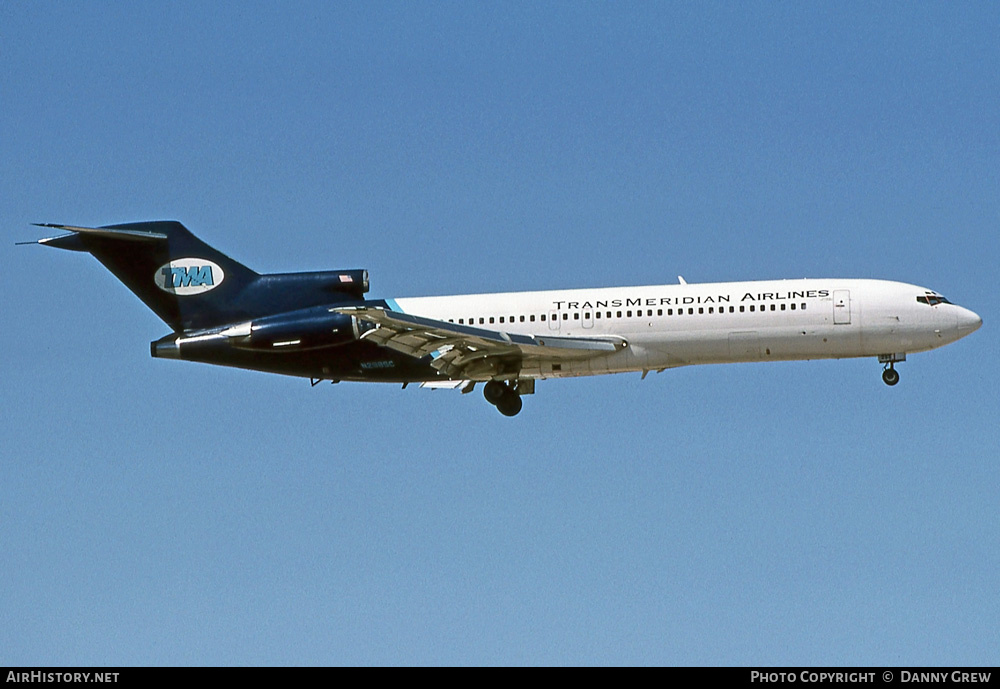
left=339, top=275, right=353, bottom=283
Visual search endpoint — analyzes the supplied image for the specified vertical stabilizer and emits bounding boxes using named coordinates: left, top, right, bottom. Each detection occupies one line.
left=34, top=221, right=259, bottom=331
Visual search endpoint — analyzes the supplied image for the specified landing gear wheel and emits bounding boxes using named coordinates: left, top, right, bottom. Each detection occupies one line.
left=882, top=367, right=900, bottom=386
left=496, top=389, right=523, bottom=417
left=483, top=380, right=506, bottom=405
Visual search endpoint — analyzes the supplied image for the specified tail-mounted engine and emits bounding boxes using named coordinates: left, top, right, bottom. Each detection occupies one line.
left=151, top=306, right=374, bottom=359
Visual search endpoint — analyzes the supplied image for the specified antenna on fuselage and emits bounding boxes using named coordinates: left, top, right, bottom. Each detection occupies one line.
left=678, top=276, right=687, bottom=285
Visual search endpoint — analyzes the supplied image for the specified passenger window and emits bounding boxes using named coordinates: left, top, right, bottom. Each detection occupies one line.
left=563, top=313, right=568, bottom=320
left=790, top=303, right=796, bottom=310
left=657, top=309, right=662, bottom=316
left=698, top=308, right=704, bottom=314
left=596, top=312, right=601, bottom=319
left=627, top=310, right=632, bottom=317
left=606, top=311, right=611, bottom=318
left=585, top=312, right=590, bottom=319
left=781, top=303, right=786, bottom=310
left=574, top=313, right=580, bottom=320
left=541, top=314, right=546, bottom=321
left=479, top=318, right=485, bottom=324
left=740, top=306, right=745, bottom=313
left=750, top=305, right=755, bottom=312
left=617, top=311, right=622, bottom=318
left=688, top=308, right=694, bottom=315
left=520, top=315, right=525, bottom=322
left=499, top=317, right=504, bottom=323
left=530, top=315, right=535, bottom=322
left=801, top=303, right=806, bottom=310
left=459, top=318, right=464, bottom=324
left=771, top=304, right=776, bottom=311
left=489, top=317, right=495, bottom=324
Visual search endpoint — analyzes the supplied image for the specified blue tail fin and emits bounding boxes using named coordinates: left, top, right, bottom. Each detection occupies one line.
left=35, top=221, right=260, bottom=331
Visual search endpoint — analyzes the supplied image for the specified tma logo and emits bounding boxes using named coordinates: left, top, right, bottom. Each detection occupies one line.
left=154, top=258, right=225, bottom=295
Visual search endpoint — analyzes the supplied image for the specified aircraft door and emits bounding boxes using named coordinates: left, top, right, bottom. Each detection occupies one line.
left=833, top=290, right=851, bottom=325
left=549, top=311, right=560, bottom=331
left=583, top=310, right=594, bottom=329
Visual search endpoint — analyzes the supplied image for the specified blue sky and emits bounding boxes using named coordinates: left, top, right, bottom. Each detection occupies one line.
left=2, top=1, right=998, bottom=665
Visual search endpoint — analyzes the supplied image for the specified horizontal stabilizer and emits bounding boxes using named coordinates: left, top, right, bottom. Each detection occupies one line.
left=32, top=223, right=168, bottom=241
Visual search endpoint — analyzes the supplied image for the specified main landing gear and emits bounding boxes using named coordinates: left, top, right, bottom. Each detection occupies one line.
left=882, top=366, right=900, bottom=386
left=878, top=353, right=905, bottom=386
left=484, top=380, right=523, bottom=417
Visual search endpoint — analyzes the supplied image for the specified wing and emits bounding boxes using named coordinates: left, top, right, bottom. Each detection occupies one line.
left=334, top=305, right=627, bottom=380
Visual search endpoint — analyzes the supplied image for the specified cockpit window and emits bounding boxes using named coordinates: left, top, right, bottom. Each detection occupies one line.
left=917, top=294, right=952, bottom=306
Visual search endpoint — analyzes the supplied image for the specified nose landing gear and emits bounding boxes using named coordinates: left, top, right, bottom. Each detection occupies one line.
left=483, top=380, right=523, bottom=416
left=878, top=353, right=905, bottom=386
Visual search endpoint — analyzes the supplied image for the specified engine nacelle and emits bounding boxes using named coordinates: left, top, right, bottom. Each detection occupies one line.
left=223, top=307, right=370, bottom=351
left=151, top=307, right=375, bottom=360
left=254, top=269, right=370, bottom=300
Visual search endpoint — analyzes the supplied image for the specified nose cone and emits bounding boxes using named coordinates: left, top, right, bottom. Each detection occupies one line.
left=955, top=306, right=982, bottom=337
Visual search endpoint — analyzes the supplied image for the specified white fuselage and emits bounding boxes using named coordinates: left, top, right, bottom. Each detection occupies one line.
left=392, top=279, right=981, bottom=380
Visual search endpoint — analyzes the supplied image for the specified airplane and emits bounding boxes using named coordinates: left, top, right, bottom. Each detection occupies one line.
left=25, top=221, right=982, bottom=416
